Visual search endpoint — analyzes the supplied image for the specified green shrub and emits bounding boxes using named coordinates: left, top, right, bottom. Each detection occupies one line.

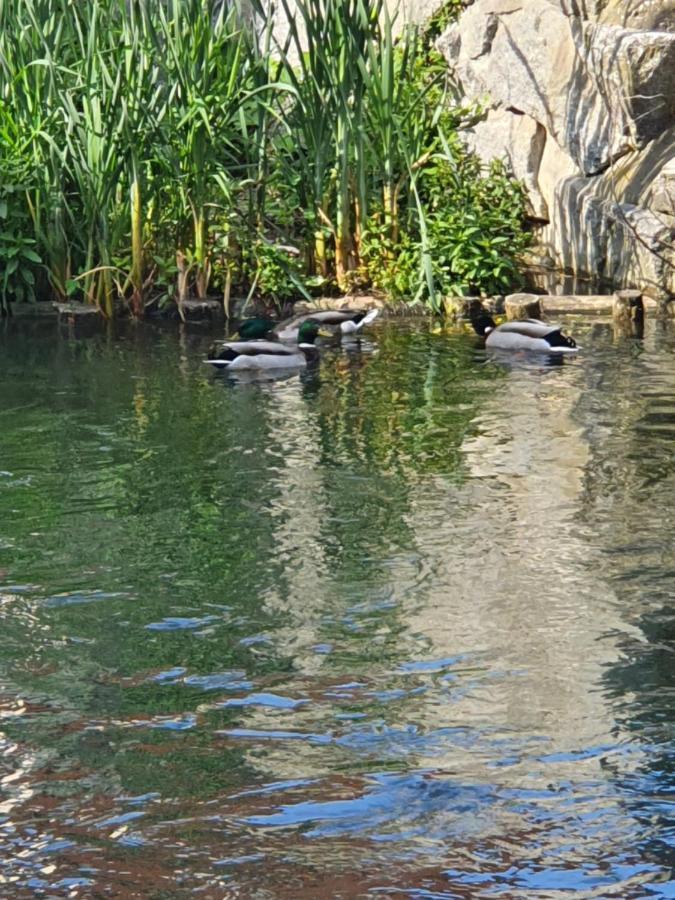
left=362, top=146, right=530, bottom=304
left=0, top=133, right=41, bottom=312
left=423, top=155, right=531, bottom=298
left=244, top=241, right=309, bottom=311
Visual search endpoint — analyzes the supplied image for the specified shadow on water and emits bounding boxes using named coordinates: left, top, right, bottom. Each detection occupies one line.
left=0, top=316, right=675, bottom=896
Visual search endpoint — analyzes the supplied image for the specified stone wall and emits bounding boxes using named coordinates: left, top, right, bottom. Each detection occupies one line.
left=439, top=0, right=675, bottom=300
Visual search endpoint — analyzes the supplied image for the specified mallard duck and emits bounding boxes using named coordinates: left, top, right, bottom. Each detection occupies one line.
left=471, top=314, right=579, bottom=353
left=237, top=309, right=380, bottom=341
left=234, top=308, right=380, bottom=342
left=274, top=308, right=380, bottom=340
left=206, top=320, right=321, bottom=370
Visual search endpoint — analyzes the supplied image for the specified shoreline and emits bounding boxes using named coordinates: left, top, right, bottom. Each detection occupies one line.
left=1, top=289, right=668, bottom=329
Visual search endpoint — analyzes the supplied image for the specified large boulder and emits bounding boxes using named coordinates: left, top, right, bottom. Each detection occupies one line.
left=439, top=0, right=675, bottom=301
left=439, top=0, right=675, bottom=174
left=464, top=109, right=549, bottom=219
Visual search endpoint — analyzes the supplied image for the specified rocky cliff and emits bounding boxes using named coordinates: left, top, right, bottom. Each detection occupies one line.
left=439, top=0, right=675, bottom=301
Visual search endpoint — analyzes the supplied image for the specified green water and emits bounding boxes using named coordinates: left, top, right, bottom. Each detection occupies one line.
left=1, top=315, right=674, bottom=898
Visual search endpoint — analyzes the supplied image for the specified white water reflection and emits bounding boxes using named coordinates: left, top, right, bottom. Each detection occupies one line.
left=404, top=357, right=626, bottom=764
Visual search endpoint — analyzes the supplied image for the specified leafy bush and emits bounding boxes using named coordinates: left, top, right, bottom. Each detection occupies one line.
left=423, top=156, right=531, bottom=299
left=0, top=133, right=41, bottom=313
left=244, top=241, right=309, bottom=311
left=0, top=214, right=42, bottom=311
left=362, top=170, right=530, bottom=303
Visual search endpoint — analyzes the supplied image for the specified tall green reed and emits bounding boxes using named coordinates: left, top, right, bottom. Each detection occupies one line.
left=0, top=0, right=528, bottom=316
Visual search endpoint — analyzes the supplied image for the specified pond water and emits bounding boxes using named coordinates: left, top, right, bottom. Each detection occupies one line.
left=1, top=315, right=674, bottom=898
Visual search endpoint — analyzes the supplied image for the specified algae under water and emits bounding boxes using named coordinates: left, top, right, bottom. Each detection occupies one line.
left=0, top=317, right=674, bottom=897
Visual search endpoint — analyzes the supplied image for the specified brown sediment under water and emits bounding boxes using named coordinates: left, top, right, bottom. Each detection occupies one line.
left=1, top=316, right=674, bottom=898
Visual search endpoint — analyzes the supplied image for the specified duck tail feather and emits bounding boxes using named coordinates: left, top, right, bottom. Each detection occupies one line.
left=546, top=330, right=577, bottom=350
left=352, top=308, right=380, bottom=330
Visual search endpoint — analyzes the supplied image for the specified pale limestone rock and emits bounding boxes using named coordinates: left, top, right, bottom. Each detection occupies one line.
left=442, top=0, right=675, bottom=299
left=651, top=159, right=675, bottom=217
left=439, top=0, right=675, bottom=175
left=611, top=206, right=675, bottom=297
left=440, top=1, right=575, bottom=150
left=396, top=0, right=448, bottom=27
left=262, top=0, right=447, bottom=60
left=584, top=25, right=675, bottom=149
left=595, top=0, right=675, bottom=31
left=440, top=1, right=593, bottom=170
left=465, top=109, right=549, bottom=218
left=537, top=135, right=581, bottom=218
left=540, top=176, right=675, bottom=298
left=544, top=126, right=675, bottom=271
left=588, top=127, right=675, bottom=209
left=561, top=0, right=675, bottom=30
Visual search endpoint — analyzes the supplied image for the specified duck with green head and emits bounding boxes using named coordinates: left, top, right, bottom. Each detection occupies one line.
left=273, top=308, right=380, bottom=340
left=234, top=307, right=380, bottom=342
left=206, top=320, right=322, bottom=370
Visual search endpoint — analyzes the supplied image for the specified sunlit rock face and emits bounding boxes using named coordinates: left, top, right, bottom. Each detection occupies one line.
left=586, top=0, right=675, bottom=31
left=247, top=0, right=447, bottom=60
left=439, top=0, right=675, bottom=299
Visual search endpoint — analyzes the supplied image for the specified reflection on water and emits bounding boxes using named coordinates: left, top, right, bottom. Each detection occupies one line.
left=1, top=316, right=675, bottom=897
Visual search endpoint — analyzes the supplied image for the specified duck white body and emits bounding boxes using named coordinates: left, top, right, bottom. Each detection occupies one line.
left=474, top=316, right=579, bottom=353
left=206, top=321, right=322, bottom=371
left=206, top=340, right=312, bottom=370
left=274, top=308, right=379, bottom=341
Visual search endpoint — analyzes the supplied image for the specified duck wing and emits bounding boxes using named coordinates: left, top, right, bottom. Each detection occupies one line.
left=274, top=309, right=364, bottom=332
left=273, top=308, right=379, bottom=340
left=495, top=320, right=577, bottom=351
left=498, top=320, right=563, bottom=338
left=271, top=313, right=315, bottom=339
left=207, top=340, right=299, bottom=364
left=225, top=340, right=298, bottom=356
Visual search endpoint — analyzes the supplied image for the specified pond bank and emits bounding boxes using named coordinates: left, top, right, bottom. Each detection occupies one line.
left=8, top=287, right=668, bottom=333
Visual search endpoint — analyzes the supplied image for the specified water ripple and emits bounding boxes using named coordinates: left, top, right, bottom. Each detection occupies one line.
left=1, top=318, right=675, bottom=896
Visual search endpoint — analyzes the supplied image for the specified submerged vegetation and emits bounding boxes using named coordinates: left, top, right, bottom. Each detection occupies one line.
left=0, top=0, right=530, bottom=318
